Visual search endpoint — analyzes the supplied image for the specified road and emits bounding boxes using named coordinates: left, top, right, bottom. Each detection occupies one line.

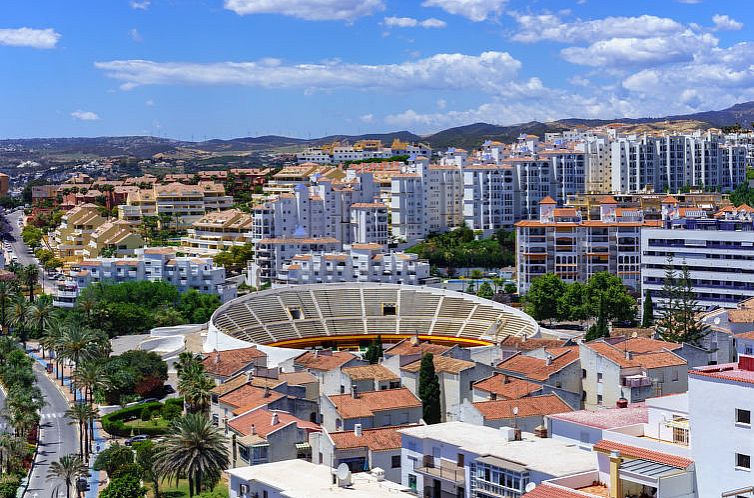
left=25, top=365, right=79, bottom=498
left=5, top=210, right=56, bottom=294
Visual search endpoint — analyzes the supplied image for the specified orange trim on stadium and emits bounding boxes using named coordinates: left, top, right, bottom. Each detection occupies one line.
left=267, top=333, right=493, bottom=349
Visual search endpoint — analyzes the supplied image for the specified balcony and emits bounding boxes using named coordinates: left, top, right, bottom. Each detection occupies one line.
left=415, top=457, right=465, bottom=485
left=622, top=375, right=652, bottom=388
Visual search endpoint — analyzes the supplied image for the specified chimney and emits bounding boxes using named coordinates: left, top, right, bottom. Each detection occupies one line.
left=246, top=371, right=254, bottom=384
left=354, top=424, right=362, bottom=437
left=513, top=428, right=522, bottom=441
left=410, top=335, right=419, bottom=346
left=616, top=397, right=629, bottom=408
left=264, top=386, right=270, bottom=398
left=545, top=355, right=553, bottom=366
left=739, top=355, right=754, bottom=372
left=534, top=424, right=548, bottom=438
left=351, top=385, right=359, bottom=399
left=271, top=413, right=279, bottom=426
left=250, top=424, right=256, bottom=435
left=213, top=349, right=220, bottom=365
left=625, top=350, right=633, bottom=361
left=503, top=375, right=510, bottom=384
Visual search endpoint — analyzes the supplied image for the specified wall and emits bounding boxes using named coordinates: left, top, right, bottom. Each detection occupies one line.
left=548, top=417, right=604, bottom=447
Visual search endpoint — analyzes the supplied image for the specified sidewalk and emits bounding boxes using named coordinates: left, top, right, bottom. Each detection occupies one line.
left=28, top=352, right=108, bottom=498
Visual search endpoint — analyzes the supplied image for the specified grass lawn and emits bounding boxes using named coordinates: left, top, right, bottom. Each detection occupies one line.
left=124, top=418, right=172, bottom=430
left=147, top=478, right=228, bottom=498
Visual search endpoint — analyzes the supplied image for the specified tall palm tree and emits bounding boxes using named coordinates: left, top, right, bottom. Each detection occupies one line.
left=29, top=297, right=55, bottom=352
left=59, top=324, right=107, bottom=399
left=47, top=454, right=88, bottom=498
left=41, top=319, right=67, bottom=383
left=66, top=402, right=98, bottom=459
left=72, top=360, right=108, bottom=450
left=154, top=414, right=229, bottom=497
left=177, top=363, right=214, bottom=415
left=7, top=296, right=31, bottom=349
left=0, top=279, right=18, bottom=333
left=22, top=264, right=39, bottom=302
left=174, top=351, right=202, bottom=379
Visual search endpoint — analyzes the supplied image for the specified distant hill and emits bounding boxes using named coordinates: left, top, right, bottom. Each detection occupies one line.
left=2, top=102, right=753, bottom=159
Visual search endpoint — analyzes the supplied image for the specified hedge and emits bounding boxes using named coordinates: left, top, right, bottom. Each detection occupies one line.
left=101, top=398, right=183, bottom=437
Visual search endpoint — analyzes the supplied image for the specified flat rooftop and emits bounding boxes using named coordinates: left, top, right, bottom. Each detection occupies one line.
left=690, top=356, right=754, bottom=385
left=548, top=403, right=647, bottom=429
left=400, top=422, right=595, bottom=477
left=227, top=459, right=411, bottom=498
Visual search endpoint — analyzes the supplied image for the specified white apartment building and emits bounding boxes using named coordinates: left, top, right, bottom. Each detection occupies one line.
left=516, top=196, right=651, bottom=294
left=181, top=208, right=253, bottom=257
left=249, top=236, right=341, bottom=287
left=641, top=200, right=754, bottom=311
left=296, top=140, right=431, bottom=164
left=53, top=246, right=236, bottom=307
left=463, top=164, right=516, bottom=233
left=611, top=132, right=747, bottom=194
left=276, top=245, right=430, bottom=286
left=349, top=202, right=388, bottom=245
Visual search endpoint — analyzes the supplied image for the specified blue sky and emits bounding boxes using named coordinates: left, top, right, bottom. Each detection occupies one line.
left=1, top=0, right=753, bottom=139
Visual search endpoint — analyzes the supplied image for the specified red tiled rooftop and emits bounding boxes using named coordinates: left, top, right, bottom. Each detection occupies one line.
left=343, top=364, right=399, bottom=382
left=473, top=374, right=543, bottom=399
left=689, top=357, right=754, bottom=385
left=499, top=336, right=566, bottom=352
left=497, top=347, right=579, bottom=382
left=217, top=384, right=284, bottom=415
left=295, top=350, right=357, bottom=371
left=328, top=388, right=421, bottom=419
left=584, top=341, right=686, bottom=369
left=228, top=407, right=319, bottom=438
left=548, top=403, right=647, bottom=429
left=523, top=483, right=599, bottom=497
left=593, top=440, right=693, bottom=468
left=329, top=425, right=409, bottom=451
left=202, top=346, right=267, bottom=377
left=473, top=394, right=572, bottom=420
left=384, top=338, right=450, bottom=357
left=401, top=355, right=475, bottom=374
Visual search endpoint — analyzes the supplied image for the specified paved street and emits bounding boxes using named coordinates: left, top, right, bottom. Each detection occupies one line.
left=25, top=365, right=80, bottom=498
left=5, top=210, right=56, bottom=293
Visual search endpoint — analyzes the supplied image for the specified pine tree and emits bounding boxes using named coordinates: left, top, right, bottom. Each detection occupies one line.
left=418, top=353, right=441, bottom=424
left=585, top=295, right=610, bottom=341
left=641, top=293, right=654, bottom=328
left=364, top=336, right=383, bottom=364
left=656, top=257, right=683, bottom=343
left=676, top=266, right=709, bottom=345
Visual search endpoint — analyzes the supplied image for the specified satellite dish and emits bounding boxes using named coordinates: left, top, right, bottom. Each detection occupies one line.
left=525, top=483, right=537, bottom=493
left=336, top=463, right=351, bottom=481
left=631, top=331, right=638, bottom=339
left=714, top=317, right=721, bottom=325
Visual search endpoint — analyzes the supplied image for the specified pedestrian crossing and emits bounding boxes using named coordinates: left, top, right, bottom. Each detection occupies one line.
left=40, top=412, right=66, bottom=421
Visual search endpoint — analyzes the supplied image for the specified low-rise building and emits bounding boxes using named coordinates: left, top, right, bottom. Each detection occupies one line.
left=472, top=374, right=544, bottom=402
left=548, top=401, right=648, bottom=447
left=342, top=364, right=401, bottom=393
left=286, top=350, right=365, bottom=396
left=321, top=388, right=422, bottom=432
left=459, top=393, right=572, bottom=432
left=202, top=346, right=268, bottom=385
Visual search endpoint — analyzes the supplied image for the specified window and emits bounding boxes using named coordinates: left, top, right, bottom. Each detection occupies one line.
left=582, top=369, right=587, bottom=379
left=408, top=474, right=417, bottom=492
left=382, top=303, right=397, bottom=316
left=239, top=484, right=249, bottom=496
left=391, top=455, right=401, bottom=468
left=597, top=395, right=603, bottom=405
left=457, top=453, right=465, bottom=467
left=737, top=409, right=751, bottom=425
left=672, top=369, right=679, bottom=382
left=737, top=453, right=751, bottom=470
left=597, top=372, right=603, bottom=383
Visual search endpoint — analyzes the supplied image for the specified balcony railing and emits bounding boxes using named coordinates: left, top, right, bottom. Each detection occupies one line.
left=416, top=458, right=465, bottom=485
left=622, top=375, right=652, bottom=388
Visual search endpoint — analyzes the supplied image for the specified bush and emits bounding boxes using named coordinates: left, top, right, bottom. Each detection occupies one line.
left=101, top=402, right=163, bottom=437
left=0, top=476, right=20, bottom=498
left=140, top=406, right=151, bottom=422
left=162, top=402, right=181, bottom=421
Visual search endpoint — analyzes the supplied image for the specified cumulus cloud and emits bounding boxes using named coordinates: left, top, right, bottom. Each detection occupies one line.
left=384, top=16, right=446, bottom=28
left=95, top=51, right=522, bottom=93
left=712, top=14, right=743, bottom=31
left=0, top=28, right=61, bottom=49
left=510, top=14, right=684, bottom=43
left=421, top=0, right=507, bottom=22
left=360, top=113, right=374, bottom=123
left=71, top=110, right=101, bottom=121
left=130, top=0, right=151, bottom=9
left=223, top=0, right=384, bottom=21
left=129, top=28, right=143, bottom=42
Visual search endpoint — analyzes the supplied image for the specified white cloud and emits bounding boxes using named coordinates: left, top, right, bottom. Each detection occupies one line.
left=71, top=110, right=101, bottom=121
left=360, top=113, right=374, bottom=123
left=421, top=0, right=507, bottom=22
left=95, top=51, right=522, bottom=93
left=129, top=28, right=143, bottom=42
left=384, top=16, right=446, bottom=28
left=130, top=0, right=151, bottom=9
left=0, top=28, right=61, bottom=49
left=676, top=0, right=701, bottom=4
left=145, top=99, right=155, bottom=106
left=510, top=14, right=684, bottom=43
left=223, top=0, right=384, bottom=21
left=712, top=14, right=743, bottom=31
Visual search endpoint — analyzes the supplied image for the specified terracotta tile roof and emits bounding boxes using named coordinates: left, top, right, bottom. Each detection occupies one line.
left=210, top=374, right=248, bottom=396
left=548, top=403, right=647, bottom=429
left=599, top=195, right=617, bottom=204
left=500, top=336, right=566, bottom=352
left=228, top=407, right=320, bottom=438
left=329, top=425, right=408, bottom=452
left=615, top=337, right=681, bottom=353
left=384, top=339, right=450, bottom=357
left=328, top=388, right=421, bottom=419
left=401, top=355, right=475, bottom=374
left=610, top=328, right=655, bottom=339
left=689, top=360, right=754, bottom=385
left=539, top=196, right=557, bottom=205
left=523, top=484, right=597, bottom=497
left=593, top=440, right=693, bottom=468
left=473, top=374, right=543, bottom=399
left=496, top=347, right=579, bottom=382
left=295, top=350, right=357, bottom=371
left=279, top=371, right=318, bottom=385
left=473, top=394, right=572, bottom=420
left=661, top=196, right=678, bottom=204
left=728, top=308, right=754, bottom=323
left=584, top=341, right=686, bottom=369
left=218, top=384, right=284, bottom=415
left=202, top=347, right=267, bottom=377
left=343, top=364, right=399, bottom=382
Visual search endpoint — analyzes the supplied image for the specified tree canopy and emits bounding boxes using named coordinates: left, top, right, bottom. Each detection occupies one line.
left=406, top=225, right=515, bottom=270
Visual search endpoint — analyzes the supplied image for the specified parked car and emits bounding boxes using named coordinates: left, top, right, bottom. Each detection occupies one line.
left=76, top=477, right=90, bottom=492
left=125, top=435, right=149, bottom=446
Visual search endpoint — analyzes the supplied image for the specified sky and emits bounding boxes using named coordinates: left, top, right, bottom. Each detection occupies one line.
left=1, top=0, right=754, bottom=140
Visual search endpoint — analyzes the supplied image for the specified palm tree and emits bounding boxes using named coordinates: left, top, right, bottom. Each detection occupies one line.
left=41, top=319, right=67, bottom=383
left=29, top=297, right=55, bottom=353
left=154, top=414, right=229, bottom=497
left=73, top=360, right=109, bottom=450
left=22, top=264, right=39, bottom=302
left=59, top=324, right=108, bottom=399
left=7, top=296, right=31, bottom=349
left=66, top=402, right=98, bottom=460
left=0, top=279, right=18, bottom=333
left=47, top=454, right=89, bottom=498
left=174, top=351, right=202, bottom=379
left=177, top=363, right=214, bottom=415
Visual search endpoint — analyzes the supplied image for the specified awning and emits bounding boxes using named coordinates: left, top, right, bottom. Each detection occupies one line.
left=295, top=442, right=311, bottom=450
left=620, top=458, right=681, bottom=479
left=664, top=418, right=689, bottom=430
left=476, top=455, right=528, bottom=473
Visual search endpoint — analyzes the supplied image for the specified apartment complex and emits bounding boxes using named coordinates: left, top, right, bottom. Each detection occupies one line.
left=516, top=196, right=658, bottom=293
left=641, top=200, right=754, bottom=311
left=181, top=208, right=253, bottom=257
left=297, top=139, right=431, bottom=164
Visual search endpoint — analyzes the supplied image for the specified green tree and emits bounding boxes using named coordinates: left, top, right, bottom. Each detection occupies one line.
left=557, top=282, right=589, bottom=322
left=583, top=272, right=636, bottom=323
left=364, top=336, right=383, bottom=364
left=47, top=454, right=89, bottom=498
left=154, top=413, right=229, bottom=497
left=22, top=264, right=39, bottom=302
left=418, top=353, right=441, bottom=424
left=585, top=295, right=610, bottom=341
left=134, top=440, right=160, bottom=498
left=524, top=274, right=567, bottom=322
left=476, top=281, right=494, bottom=299
left=100, top=474, right=147, bottom=498
left=94, top=442, right=134, bottom=478
left=641, top=293, right=654, bottom=328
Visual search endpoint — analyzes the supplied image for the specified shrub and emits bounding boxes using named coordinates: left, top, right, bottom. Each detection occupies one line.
left=162, top=403, right=181, bottom=421
left=140, top=406, right=151, bottom=422
left=0, top=476, right=20, bottom=498
left=101, top=399, right=184, bottom=437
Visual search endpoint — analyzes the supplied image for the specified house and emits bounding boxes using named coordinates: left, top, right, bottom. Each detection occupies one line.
left=202, top=346, right=268, bottom=384
left=310, top=424, right=410, bottom=483
left=399, top=355, right=493, bottom=422
left=400, top=422, right=595, bottom=498
left=459, top=393, right=572, bottom=432
left=342, top=364, right=401, bottom=392
left=227, top=459, right=411, bottom=498
left=580, top=338, right=688, bottom=409
left=498, top=335, right=567, bottom=361
left=227, top=407, right=320, bottom=468
left=548, top=401, right=647, bottom=447
left=496, top=346, right=582, bottom=409
left=279, top=371, right=320, bottom=402
left=382, top=337, right=451, bottom=360
left=321, top=387, right=422, bottom=432
left=472, top=373, right=544, bottom=401
left=286, top=350, right=366, bottom=395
